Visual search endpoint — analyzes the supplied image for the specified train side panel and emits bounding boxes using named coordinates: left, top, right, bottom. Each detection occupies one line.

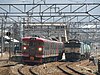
left=22, top=37, right=63, bottom=63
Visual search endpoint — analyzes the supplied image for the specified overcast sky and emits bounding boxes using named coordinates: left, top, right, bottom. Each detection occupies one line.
left=0, top=0, right=100, bottom=4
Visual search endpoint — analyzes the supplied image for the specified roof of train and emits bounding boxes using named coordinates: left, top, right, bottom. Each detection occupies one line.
left=68, top=39, right=80, bottom=42
left=22, top=36, right=63, bottom=43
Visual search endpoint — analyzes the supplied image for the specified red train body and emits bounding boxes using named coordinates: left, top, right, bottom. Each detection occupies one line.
left=22, top=37, right=63, bottom=63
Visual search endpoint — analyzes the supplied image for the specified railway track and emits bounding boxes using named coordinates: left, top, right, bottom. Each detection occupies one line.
left=2, top=60, right=96, bottom=75
left=57, top=62, right=84, bottom=75
left=18, top=65, right=38, bottom=75
left=57, top=62, right=95, bottom=75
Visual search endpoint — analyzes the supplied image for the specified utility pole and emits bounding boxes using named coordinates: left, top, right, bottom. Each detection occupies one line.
left=47, top=26, right=50, bottom=37
left=1, top=18, right=4, bottom=57
left=33, top=0, right=35, bottom=4
left=20, top=18, right=24, bottom=38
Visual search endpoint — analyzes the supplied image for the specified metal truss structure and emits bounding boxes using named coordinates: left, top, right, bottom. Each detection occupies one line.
left=0, top=3, right=100, bottom=42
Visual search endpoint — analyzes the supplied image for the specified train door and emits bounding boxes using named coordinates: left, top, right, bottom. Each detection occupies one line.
left=29, top=40, right=36, bottom=56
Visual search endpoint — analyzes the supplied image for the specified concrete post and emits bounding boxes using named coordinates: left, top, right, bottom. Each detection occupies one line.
left=64, top=29, right=68, bottom=42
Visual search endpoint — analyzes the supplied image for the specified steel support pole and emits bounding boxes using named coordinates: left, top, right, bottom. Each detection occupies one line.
left=1, top=18, right=4, bottom=57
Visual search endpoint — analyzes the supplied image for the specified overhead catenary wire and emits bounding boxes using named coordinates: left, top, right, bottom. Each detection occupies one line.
left=67, top=0, right=87, bottom=3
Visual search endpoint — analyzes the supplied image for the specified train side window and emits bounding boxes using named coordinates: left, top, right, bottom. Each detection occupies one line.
left=51, top=42, right=52, bottom=50
left=48, top=42, right=51, bottom=50
left=44, top=42, right=49, bottom=50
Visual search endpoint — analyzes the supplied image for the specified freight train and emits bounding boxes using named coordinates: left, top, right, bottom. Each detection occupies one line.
left=21, top=36, right=63, bottom=63
left=64, top=39, right=91, bottom=61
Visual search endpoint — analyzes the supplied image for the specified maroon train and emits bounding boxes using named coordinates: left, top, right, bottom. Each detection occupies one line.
left=21, top=36, right=63, bottom=63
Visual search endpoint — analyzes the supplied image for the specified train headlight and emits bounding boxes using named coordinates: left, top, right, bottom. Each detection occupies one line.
left=76, top=42, right=78, bottom=43
left=38, top=47, right=42, bottom=52
left=23, top=47, right=26, bottom=50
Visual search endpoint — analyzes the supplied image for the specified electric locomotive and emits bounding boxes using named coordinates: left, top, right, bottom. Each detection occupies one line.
left=21, top=36, right=63, bottom=63
left=64, top=39, right=81, bottom=61
left=64, top=39, right=91, bottom=61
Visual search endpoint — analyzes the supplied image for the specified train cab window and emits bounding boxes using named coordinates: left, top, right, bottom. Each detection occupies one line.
left=29, top=41, right=44, bottom=47
left=36, top=41, right=44, bottom=46
left=39, top=42, right=44, bottom=46
left=29, top=42, right=35, bottom=47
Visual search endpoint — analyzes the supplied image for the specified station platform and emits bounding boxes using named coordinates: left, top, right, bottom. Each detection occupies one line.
left=0, top=52, right=22, bottom=61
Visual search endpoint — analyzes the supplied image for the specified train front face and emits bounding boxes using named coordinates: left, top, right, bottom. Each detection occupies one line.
left=22, top=37, right=43, bottom=63
left=64, top=41, right=81, bottom=61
